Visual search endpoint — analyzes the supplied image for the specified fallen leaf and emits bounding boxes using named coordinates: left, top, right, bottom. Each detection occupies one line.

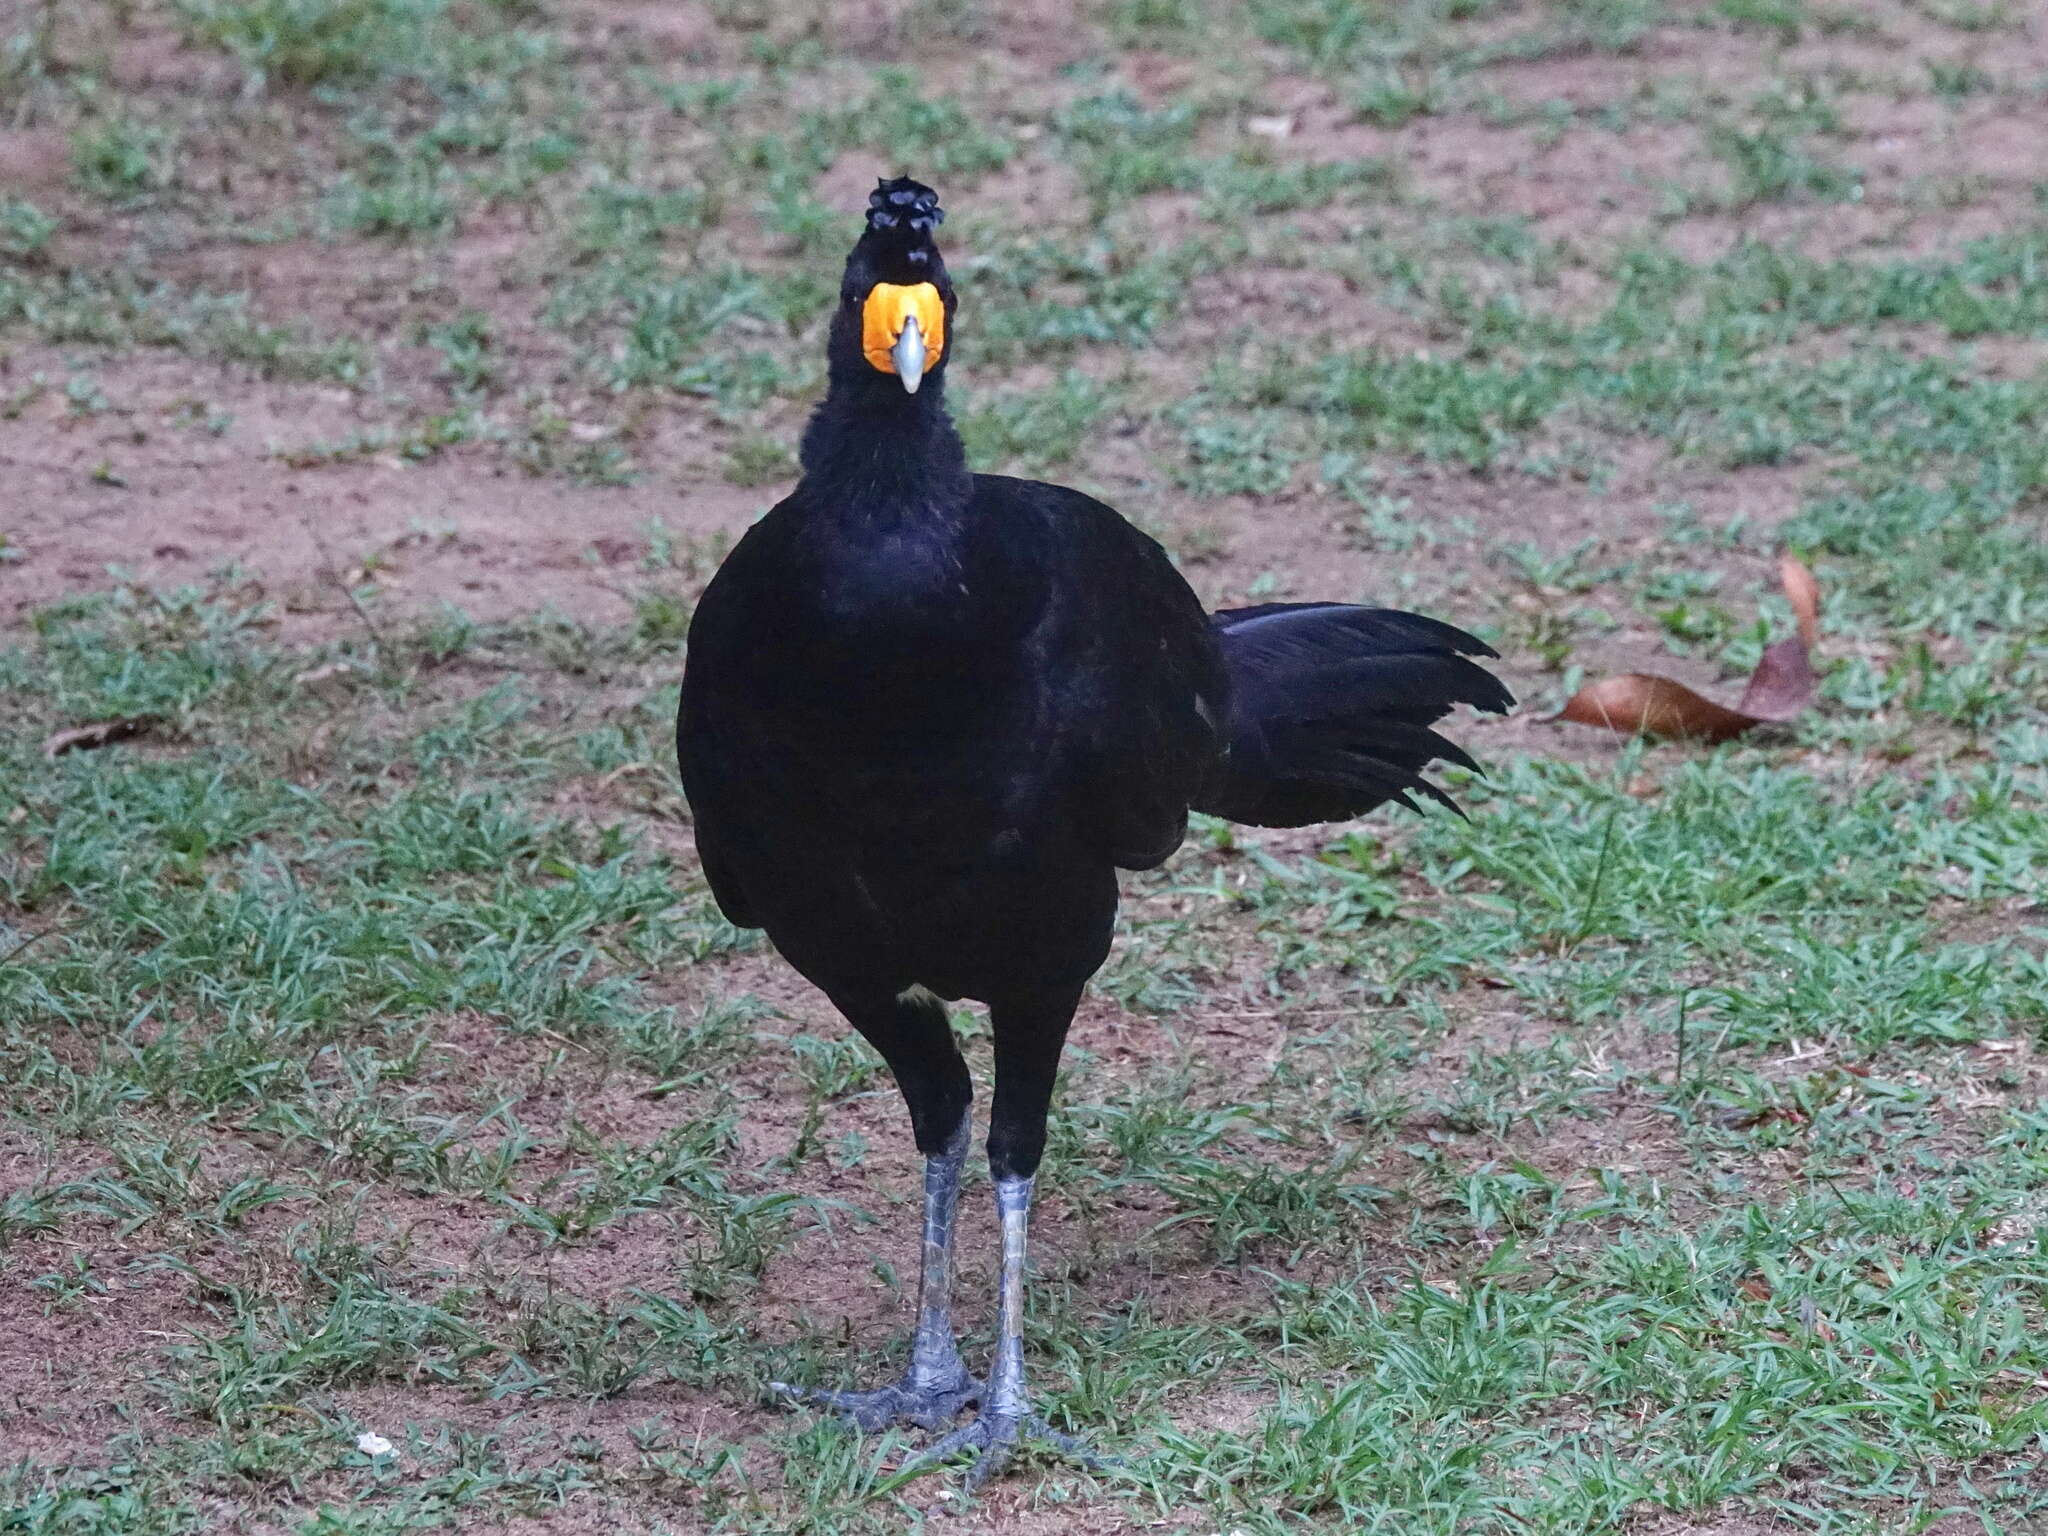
left=1553, top=674, right=1766, bottom=742
left=42, top=717, right=156, bottom=758
left=1549, top=554, right=1821, bottom=742
left=1781, top=553, right=1820, bottom=650
left=1735, top=636, right=1816, bottom=722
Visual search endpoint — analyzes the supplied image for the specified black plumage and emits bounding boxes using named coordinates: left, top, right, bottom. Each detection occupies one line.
left=676, top=177, right=1511, bottom=1484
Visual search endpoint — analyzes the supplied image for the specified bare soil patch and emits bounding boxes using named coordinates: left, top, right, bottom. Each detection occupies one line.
left=6, top=1, right=2046, bottom=1530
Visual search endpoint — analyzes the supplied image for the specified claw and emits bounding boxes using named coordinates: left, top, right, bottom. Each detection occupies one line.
left=893, top=1407, right=1113, bottom=1495
left=771, top=1373, right=982, bottom=1433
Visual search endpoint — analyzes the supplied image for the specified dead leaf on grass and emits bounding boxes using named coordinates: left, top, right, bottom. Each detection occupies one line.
left=1779, top=551, right=1820, bottom=650
left=41, top=717, right=157, bottom=758
left=1550, top=555, right=1821, bottom=742
left=1553, top=675, right=1765, bottom=742
left=1734, top=636, right=1817, bottom=722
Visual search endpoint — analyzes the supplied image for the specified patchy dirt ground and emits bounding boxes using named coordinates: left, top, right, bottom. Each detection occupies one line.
left=7, top=1, right=2032, bottom=643
left=5, top=1, right=2048, bottom=1532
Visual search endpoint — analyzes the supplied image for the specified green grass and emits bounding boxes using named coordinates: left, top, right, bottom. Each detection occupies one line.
left=2, top=578, right=2041, bottom=1531
left=70, top=113, right=180, bottom=201
left=4, top=0, right=2048, bottom=1530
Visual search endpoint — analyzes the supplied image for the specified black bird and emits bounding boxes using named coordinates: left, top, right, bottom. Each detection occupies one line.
left=677, top=177, right=1512, bottom=1485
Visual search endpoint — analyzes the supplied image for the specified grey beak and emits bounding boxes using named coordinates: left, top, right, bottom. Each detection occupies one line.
left=892, top=314, right=927, bottom=394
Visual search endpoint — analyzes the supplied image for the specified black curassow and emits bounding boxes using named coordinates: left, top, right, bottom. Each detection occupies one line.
left=677, top=178, right=1513, bottom=1486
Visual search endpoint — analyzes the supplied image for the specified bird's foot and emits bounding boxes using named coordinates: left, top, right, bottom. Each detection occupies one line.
left=896, top=1404, right=1109, bottom=1494
left=770, top=1367, right=982, bottom=1433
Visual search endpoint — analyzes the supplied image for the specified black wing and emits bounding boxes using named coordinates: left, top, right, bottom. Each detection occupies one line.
left=972, top=475, right=1228, bottom=870
left=675, top=504, right=808, bottom=931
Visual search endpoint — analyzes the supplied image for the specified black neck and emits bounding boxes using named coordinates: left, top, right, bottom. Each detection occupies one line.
left=798, top=346, right=971, bottom=518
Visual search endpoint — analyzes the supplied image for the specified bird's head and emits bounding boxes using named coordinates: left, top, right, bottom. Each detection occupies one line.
left=836, top=176, right=953, bottom=395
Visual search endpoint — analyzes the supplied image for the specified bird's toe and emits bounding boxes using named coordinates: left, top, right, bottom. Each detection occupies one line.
left=897, top=1409, right=1010, bottom=1486
left=772, top=1374, right=982, bottom=1433
left=896, top=1406, right=1112, bottom=1496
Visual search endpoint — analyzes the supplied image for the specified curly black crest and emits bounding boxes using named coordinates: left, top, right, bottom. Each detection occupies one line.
left=866, top=176, right=943, bottom=238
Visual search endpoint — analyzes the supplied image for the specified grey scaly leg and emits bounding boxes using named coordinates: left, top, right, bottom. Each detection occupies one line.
left=985, top=1172, right=1034, bottom=1420
left=901, top=1110, right=979, bottom=1403
left=898, top=1172, right=1104, bottom=1490
left=894, top=981, right=1110, bottom=1492
left=772, top=1111, right=980, bottom=1430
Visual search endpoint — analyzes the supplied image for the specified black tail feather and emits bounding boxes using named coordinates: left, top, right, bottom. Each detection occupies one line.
left=1195, top=603, right=1513, bottom=829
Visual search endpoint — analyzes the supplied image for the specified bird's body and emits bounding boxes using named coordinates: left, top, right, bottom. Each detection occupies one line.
left=677, top=178, right=1511, bottom=1485
left=682, top=470, right=1220, bottom=1002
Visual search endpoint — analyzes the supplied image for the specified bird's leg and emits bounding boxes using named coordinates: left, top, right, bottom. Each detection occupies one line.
left=774, top=1109, right=979, bottom=1429
left=898, top=983, right=1108, bottom=1491
left=898, top=1170, right=1106, bottom=1491
left=773, top=987, right=979, bottom=1432
left=902, top=1111, right=975, bottom=1398
left=988, top=1171, right=1033, bottom=1419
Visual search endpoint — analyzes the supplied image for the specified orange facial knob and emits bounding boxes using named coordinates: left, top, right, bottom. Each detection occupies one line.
left=861, top=282, right=947, bottom=376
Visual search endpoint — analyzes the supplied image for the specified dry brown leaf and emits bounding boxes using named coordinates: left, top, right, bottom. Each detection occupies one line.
left=41, top=717, right=156, bottom=758
left=1549, top=554, right=1821, bottom=742
left=1553, top=674, right=1765, bottom=742
left=1735, top=636, right=1817, bottom=722
left=1780, top=553, right=1820, bottom=651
